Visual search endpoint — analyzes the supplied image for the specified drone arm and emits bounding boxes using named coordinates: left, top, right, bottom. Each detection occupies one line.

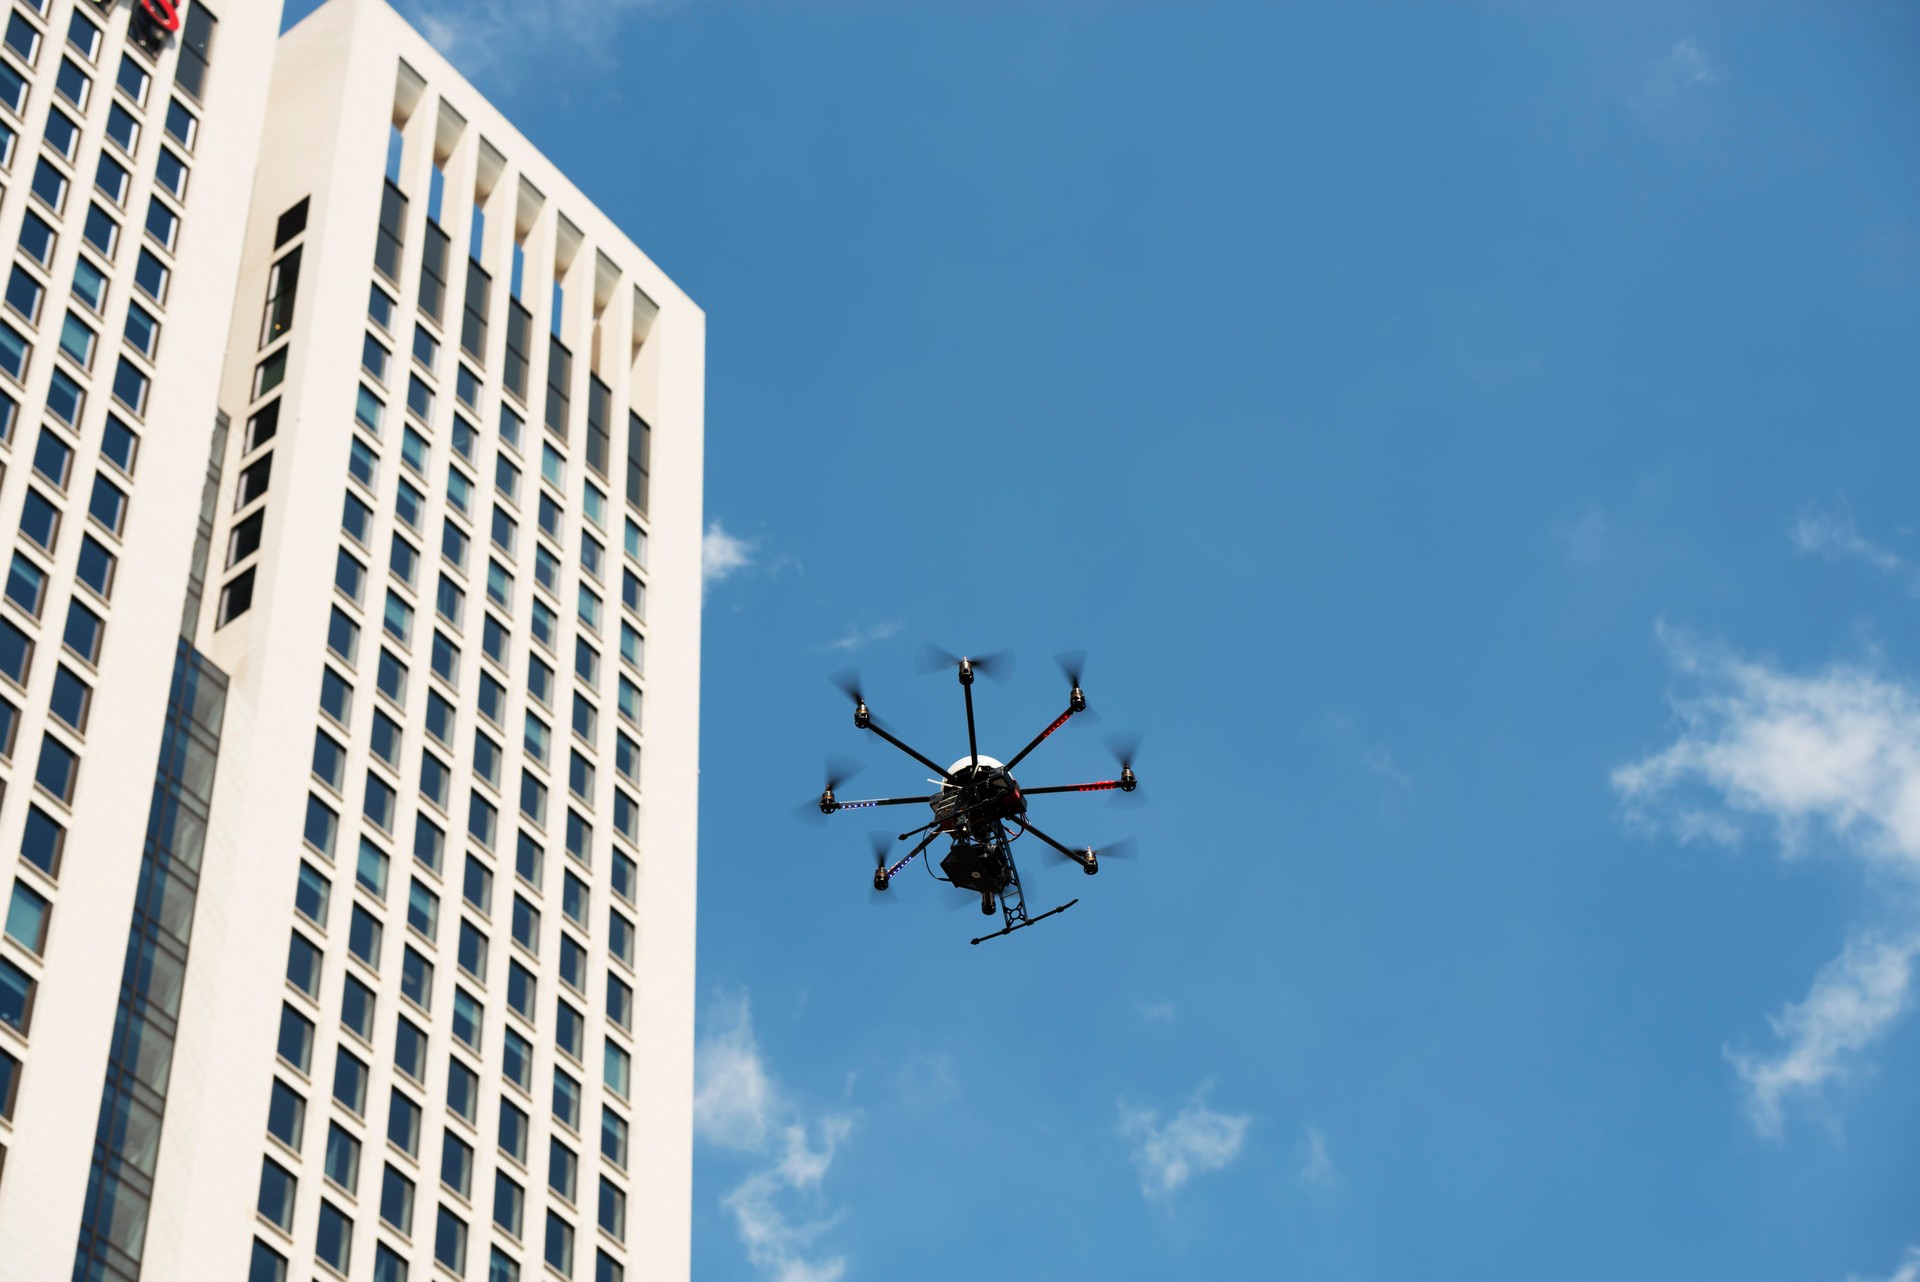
left=826, top=794, right=938, bottom=813
left=1015, top=818, right=1093, bottom=871
left=963, top=681, right=980, bottom=770
left=1017, top=780, right=1123, bottom=796
left=861, top=719, right=954, bottom=781
left=1003, top=704, right=1080, bottom=771
left=884, top=829, right=941, bottom=880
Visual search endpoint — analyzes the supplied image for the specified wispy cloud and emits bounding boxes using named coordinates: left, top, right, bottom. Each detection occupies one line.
left=1613, top=628, right=1920, bottom=1134
left=1851, top=1246, right=1920, bottom=1282
left=696, top=992, right=852, bottom=1282
left=1624, top=37, right=1724, bottom=123
left=1117, top=1087, right=1252, bottom=1199
left=817, top=621, right=901, bottom=654
left=1791, top=501, right=1920, bottom=597
left=1731, top=934, right=1920, bottom=1138
left=1324, top=714, right=1413, bottom=790
left=1136, top=1001, right=1176, bottom=1024
left=1299, top=1126, right=1337, bottom=1188
left=703, top=522, right=757, bottom=592
left=1556, top=506, right=1611, bottom=567
left=398, top=0, right=678, bottom=80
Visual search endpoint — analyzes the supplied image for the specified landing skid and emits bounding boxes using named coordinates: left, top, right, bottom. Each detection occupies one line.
left=971, top=897, right=1078, bottom=946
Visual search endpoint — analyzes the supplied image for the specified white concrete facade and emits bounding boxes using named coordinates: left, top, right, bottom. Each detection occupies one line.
left=0, top=0, right=287, bottom=1277
left=0, top=1, right=704, bottom=1279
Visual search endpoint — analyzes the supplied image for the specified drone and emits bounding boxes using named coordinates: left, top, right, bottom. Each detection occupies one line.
left=812, top=647, right=1140, bottom=945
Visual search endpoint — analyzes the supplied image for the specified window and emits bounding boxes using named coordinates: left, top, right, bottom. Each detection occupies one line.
left=260, top=246, right=299, bottom=345
left=106, top=106, right=138, bottom=158
left=275, top=198, right=308, bottom=248
left=500, top=1100, right=531, bottom=1165
left=267, top=1078, right=306, bottom=1152
left=0, top=57, right=22, bottom=115
left=257, top=1156, right=296, bottom=1230
left=442, top=518, right=470, bottom=572
left=415, top=813, right=445, bottom=873
left=340, top=972, right=374, bottom=1040
left=598, top=1178, right=626, bottom=1241
left=431, top=630, right=459, bottom=685
left=334, top=548, right=366, bottom=603
left=412, top=323, right=438, bottom=372
left=135, top=247, right=168, bottom=303
left=458, top=918, right=488, bottom=977
left=29, top=156, right=65, bottom=214
left=407, top=877, right=438, bottom=936
left=249, top=1240, right=287, bottom=1282
left=475, top=732, right=502, bottom=788
left=442, top=1129, right=475, bottom=1197
left=357, top=837, right=390, bottom=900
left=507, top=959, right=535, bottom=1021
left=436, top=1206, right=469, bottom=1275
left=380, top=1164, right=415, bottom=1234
left=143, top=197, right=179, bottom=252
left=312, top=727, right=346, bottom=789
left=0, top=319, right=25, bottom=383
left=463, top=854, right=493, bottom=914
left=0, top=955, right=33, bottom=1033
left=164, top=97, right=196, bottom=150
left=569, top=751, right=594, bottom=802
left=369, top=283, right=396, bottom=331
left=327, top=606, right=359, bottom=665
left=253, top=347, right=286, bottom=399
left=504, top=299, right=531, bottom=398
left=304, top=792, right=338, bottom=857
left=384, top=590, right=413, bottom=645
left=388, top=1088, right=422, bottom=1156
left=325, top=1120, right=361, bottom=1192
left=607, top=974, right=632, bottom=1031
left=491, top=506, right=517, bottom=556
left=494, top=1171, right=525, bottom=1238
left=44, top=106, right=77, bottom=160
left=545, top=1211, right=575, bottom=1278
left=295, top=861, right=331, bottom=926
left=125, top=301, right=159, bottom=358
left=84, top=198, right=123, bottom=259
left=349, top=434, right=378, bottom=488
left=394, top=1014, right=426, bottom=1081
left=374, top=1245, right=407, bottom=1282
left=278, top=1003, right=313, bottom=1072
left=511, top=895, right=539, bottom=954
left=236, top=454, right=272, bottom=508
left=176, top=1, right=215, bottom=99
left=562, top=871, right=588, bottom=926
left=5, top=551, right=45, bottom=616
left=96, top=152, right=130, bottom=206
left=348, top=903, right=382, bottom=969
left=362, top=332, right=389, bottom=381
left=559, top=934, right=584, bottom=992
left=54, top=56, right=88, bottom=110
left=566, top=810, right=591, bottom=865
left=0, top=615, right=31, bottom=687
left=600, top=1108, right=628, bottom=1169
left=397, top=479, right=424, bottom=529
left=470, top=789, right=498, bottom=848
left=365, top=770, right=397, bottom=832
left=426, top=688, right=454, bottom=745
left=5, top=879, right=50, bottom=952
left=155, top=147, right=187, bottom=200
left=73, top=256, right=107, bottom=313
left=447, top=1055, right=479, bottom=1123
left=36, top=733, right=78, bottom=803
left=556, top=1003, right=585, bottom=1065
left=21, top=805, right=64, bottom=876
left=401, top=945, right=431, bottom=1009
left=60, top=309, right=96, bottom=366
left=371, top=708, right=401, bottom=768
left=4, top=12, right=40, bottom=64
left=548, top=1138, right=578, bottom=1202
left=333, top=1045, right=369, bottom=1115
left=355, top=384, right=384, bottom=436
left=6, top=266, right=43, bottom=324
left=244, top=399, right=280, bottom=453
left=316, top=1200, right=352, bottom=1274
left=496, top=454, right=520, bottom=502
left=604, top=1039, right=631, bottom=1099
left=46, top=365, right=83, bottom=425
left=402, top=424, right=428, bottom=475
left=19, top=211, right=54, bottom=269
left=66, top=8, right=99, bottom=60
left=376, top=183, right=407, bottom=280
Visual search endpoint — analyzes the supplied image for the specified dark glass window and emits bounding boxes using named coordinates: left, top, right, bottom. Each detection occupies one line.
left=375, top=182, right=407, bottom=282
left=419, top=223, right=449, bottom=321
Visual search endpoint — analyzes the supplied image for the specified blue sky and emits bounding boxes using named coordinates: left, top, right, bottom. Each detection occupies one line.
left=288, top=1, right=1920, bottom=1278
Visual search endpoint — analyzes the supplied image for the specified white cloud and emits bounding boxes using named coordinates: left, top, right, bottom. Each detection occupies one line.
left=1732, top=934, right=1920, bottom=1138
left=1613, top=629, right=1920, bottom=1134
left=1136, top=1001, right=1176, bottom=1024
left=398, top=0, right=676, bottom=79
left=1118, top=1087, right=1252, bottom=1199
left=703, top=522, right=756, bottom=591
left=1791, top=501, right=1920, bottom=596
left=818, top=620, right=901, bottom=654
left=1850, top=1246, right=1920, bottom=1282
left=696, top=992, right=851, bottom=1282
left=1299, top=1126, right=1337, bottom=1188
left=1625, top=37, right=1724, bottom=122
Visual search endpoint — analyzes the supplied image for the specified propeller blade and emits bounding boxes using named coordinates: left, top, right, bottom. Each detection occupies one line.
left=1096, top=837, right=1140, bottom=862
left=829, top=668, right=865, bottom=705
left=796, top=756, right=865, bottom=823
left=867, top=833, right=898, bottom=904
left=916, top=644, right=1015, bottom=683
left=1055, top=650, right=1087, bottom=688
left=1104, top=732, right=1142, bottom=771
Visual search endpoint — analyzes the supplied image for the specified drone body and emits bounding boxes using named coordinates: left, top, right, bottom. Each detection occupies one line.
left=815, top=650, right=1139, bottom=945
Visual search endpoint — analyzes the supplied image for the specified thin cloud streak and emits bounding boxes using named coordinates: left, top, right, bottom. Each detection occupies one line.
left=1791, top=501, right=1920, bottom=597
left=1300, top=1126, right=1337, bottom=1188
left=696, top=992, right=852, bottom=1282
left=1850, top=1246, right=1920, bottom=1282
left=1118, top=1087, right=1252, bottom=1199
left=399, top=0, right=678, bottom=79
left=1614, top=628, right=1920, bottom=1134
left=818, top=621, right=901, bottom=654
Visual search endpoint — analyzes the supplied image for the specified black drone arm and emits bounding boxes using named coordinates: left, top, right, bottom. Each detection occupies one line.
left=1016, top=818, right=1093, bottom=870
left=963, top=679, right=980, bottom=770
left=884, top=829, right=942, bottom=880
left=1018, top=780, right=1125, bottom=796
left=860, top=717, right=953, bottom=781
left=824, top=794, right=937, bottom=814
left=1004, top=703, right=1083, bottom=771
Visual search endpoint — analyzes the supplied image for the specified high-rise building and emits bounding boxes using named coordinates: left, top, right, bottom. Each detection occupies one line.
left=0, top=2, right=705, bottom=1280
